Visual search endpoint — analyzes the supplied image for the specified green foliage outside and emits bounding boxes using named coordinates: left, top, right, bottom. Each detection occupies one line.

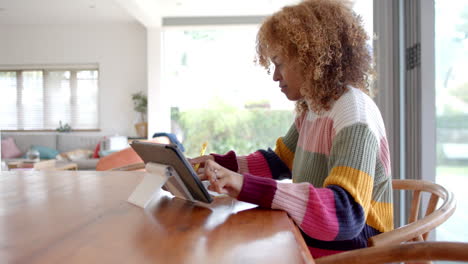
left=184, top=30, right=218, bottom=41
left=172, top=105, right=295, bottom=157
left=437, top=165, right=468, bottom=176
left=436, top=114, right=468, bottom=165
left=436, top=114, right=468, bottom=147
left=437, top=114, right=468, bottom=129
left=455, top=7, right=468, bottom=41
left=439, top=82, right=468, bottom=115
left=449, top=82, right=468, bottom=104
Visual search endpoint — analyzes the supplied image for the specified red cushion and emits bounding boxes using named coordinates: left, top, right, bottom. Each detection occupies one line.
left=95, top=137, right=171, bottom=171
left=95, top=147, right=143, bottom=171
left=93, top=142, right=101, bottom=158
left=1, top=137, right=23, bottom=159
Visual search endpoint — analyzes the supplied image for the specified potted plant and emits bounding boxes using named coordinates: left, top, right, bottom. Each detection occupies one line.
left=56, top=120, right=72, bottom=132
left=131, top=92, right=148, bottom=138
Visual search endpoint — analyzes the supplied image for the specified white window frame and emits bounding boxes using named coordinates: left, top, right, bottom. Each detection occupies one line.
left=373, top=0, right=436, bottom=233
left=0, top=64, right=100, bottom=132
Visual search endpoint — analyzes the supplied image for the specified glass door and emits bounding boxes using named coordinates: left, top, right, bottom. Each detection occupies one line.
left=161, top=0, right=373, bottom=158
left=162, top=25, right=295, bottom=157
left=435, top=0, right=468, bottom=243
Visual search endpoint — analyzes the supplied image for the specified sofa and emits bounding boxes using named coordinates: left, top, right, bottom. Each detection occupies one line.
left=1, top=132, right=105, bottom=170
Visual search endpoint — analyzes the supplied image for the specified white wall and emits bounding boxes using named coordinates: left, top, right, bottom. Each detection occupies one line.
left=147, top=27, right=171, bottom=137
left=0, top=23, right=147, bottom=137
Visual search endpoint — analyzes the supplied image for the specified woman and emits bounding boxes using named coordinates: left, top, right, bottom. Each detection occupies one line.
left=190, top=0, right=393, bottom=258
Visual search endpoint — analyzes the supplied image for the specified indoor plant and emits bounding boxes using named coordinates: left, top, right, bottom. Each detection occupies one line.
left=131, top=91, right=148, bottom=138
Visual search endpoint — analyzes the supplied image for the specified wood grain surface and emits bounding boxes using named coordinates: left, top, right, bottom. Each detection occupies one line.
left=0, top=171, right=314, bottom=264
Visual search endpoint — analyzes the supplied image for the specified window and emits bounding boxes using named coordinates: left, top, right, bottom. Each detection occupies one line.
left=162, top=5, right=372, bottom=157
left=163, top=25, right=295, bottom=157
left=0, top=68, right=99, bottom=131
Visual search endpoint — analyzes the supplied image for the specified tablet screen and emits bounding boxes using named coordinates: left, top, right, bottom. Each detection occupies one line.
left=130, top=141, right=213, bottom=203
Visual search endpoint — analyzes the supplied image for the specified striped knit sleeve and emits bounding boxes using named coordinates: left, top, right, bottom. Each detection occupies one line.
left=237, top=122, right=298, bottom=177
left=273, top=122, right=298, bottom=171
left=212, top=149, right=291, bottom=180
left=238, top=175, right=365, bottom=241
left=237, top=123, right=382, bottom=242
left=212, top=122, right=298, bottom=179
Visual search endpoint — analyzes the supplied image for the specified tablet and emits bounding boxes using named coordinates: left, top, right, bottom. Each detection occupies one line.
left=130, top=141, right=213, bottom=203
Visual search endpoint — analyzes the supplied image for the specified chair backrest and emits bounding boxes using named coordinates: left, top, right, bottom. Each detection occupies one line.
left=152, top=132, right=185, bottom=152
left=96, top=136, right=171, bottom=171
left=315, top=242, right=468, bottom=264
left=368, top=179, right=456, bottom=247
left=96, top=147, right=143, bottom=171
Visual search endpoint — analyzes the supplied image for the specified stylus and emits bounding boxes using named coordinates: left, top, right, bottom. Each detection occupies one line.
left=194, top=142, right=208, bottom=172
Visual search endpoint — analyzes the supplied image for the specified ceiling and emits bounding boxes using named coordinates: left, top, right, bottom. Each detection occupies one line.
left=0, top=0, right=300, bottom=26
left=0, top=0, right=135, bottom=25
left=158, top=0, right=300, bottom=17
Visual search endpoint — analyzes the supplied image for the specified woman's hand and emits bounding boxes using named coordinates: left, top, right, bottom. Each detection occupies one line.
left=188, top=155, right=214, bottom=169
left=197, top=159, right=244, bottom=198
left=188, top=155, right=214, bottom=174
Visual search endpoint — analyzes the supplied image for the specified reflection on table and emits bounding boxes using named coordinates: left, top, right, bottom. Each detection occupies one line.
left=0, top=171, right=314, bottom=264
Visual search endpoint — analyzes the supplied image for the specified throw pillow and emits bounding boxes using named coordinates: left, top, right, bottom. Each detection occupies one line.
left=93, top=142, right=101, bottom=158
left=58, top=149, right=93, bottom=161
left=31, top=145, right=60, bottom=160
left=1, top=137, right=23, bottom=159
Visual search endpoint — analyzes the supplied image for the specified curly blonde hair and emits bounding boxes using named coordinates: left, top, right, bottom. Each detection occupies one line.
left=256, top=0, right=373, bottom=113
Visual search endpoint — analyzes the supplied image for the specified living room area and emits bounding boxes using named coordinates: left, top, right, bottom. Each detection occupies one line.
left=0, top=0, right=299, bottom=171
left=0, top=0, right=150, bottom=171
left=2, top=0, right=468, bottom=263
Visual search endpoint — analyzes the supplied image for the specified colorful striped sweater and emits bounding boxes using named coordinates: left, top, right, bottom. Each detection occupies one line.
left=212, top=87, right=393, bottom=258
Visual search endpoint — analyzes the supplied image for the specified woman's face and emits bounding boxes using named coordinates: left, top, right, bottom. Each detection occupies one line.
left=271, top=55, right=304, bottom=101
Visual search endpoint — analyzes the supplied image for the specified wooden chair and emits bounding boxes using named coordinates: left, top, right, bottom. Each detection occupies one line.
left=314, top=180, right=456, bottom=264
left=315, top=242, right=468, bottom=264
left=96, top=147, right=144, bottom=171
left=369, top=179, right=456, bottom=247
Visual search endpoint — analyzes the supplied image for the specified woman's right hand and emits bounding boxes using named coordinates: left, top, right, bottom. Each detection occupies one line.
left=188, top=155, right=214, bottom=173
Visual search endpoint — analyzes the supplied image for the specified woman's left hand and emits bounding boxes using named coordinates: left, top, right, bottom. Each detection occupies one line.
left=198, top=159, right=244, bottom=198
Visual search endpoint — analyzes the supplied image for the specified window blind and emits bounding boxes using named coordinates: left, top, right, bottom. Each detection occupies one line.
left=0, top=68, right=99, bottom=130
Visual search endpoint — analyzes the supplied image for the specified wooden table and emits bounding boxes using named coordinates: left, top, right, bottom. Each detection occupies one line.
left=0, top=171, right=314, bottom=264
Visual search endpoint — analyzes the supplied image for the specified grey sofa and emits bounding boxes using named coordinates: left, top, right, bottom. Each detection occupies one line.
left=1, top=132, right=104, bottom=170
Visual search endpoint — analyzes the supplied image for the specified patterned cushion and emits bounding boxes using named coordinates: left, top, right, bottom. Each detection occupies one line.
left=57, top=149, right=93, bottom=161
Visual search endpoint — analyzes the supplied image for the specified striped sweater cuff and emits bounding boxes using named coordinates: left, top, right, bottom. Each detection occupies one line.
left=211, top=150, right=239, bottom=172
left=237, top=174, right=277, bottom=208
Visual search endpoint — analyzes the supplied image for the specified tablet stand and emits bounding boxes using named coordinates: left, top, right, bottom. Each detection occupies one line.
left=127, top=162, right=195, bottom=208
